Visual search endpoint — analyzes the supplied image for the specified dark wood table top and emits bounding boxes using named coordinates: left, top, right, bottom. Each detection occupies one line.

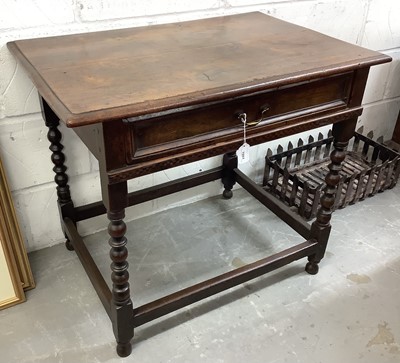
left=8, top=12, right=391, bottom=128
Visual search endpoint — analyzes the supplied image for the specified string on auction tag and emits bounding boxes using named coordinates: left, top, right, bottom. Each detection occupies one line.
left=236, top=113, right=250, bottom=164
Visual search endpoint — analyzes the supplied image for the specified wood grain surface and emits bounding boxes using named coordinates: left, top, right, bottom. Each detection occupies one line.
left=7, top=12, right=390, bottom=127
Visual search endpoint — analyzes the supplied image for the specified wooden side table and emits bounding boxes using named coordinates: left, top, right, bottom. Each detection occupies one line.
left=7, top=12, right=391, bottom=357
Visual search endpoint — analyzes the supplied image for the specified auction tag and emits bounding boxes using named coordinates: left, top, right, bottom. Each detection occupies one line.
left=237, top=112, right=250, bottom=164
left=237, top=142, right=250, bottom=164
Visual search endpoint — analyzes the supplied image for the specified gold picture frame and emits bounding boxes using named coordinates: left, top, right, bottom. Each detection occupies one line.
left=0, top=157, right=35, bottom=291
left=0, top=155, right=35, bottom=310
left=0, top=203, right=25, bottom=310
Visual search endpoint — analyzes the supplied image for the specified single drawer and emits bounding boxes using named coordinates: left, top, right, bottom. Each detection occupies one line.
left=124, top=72, right=353, bottom=163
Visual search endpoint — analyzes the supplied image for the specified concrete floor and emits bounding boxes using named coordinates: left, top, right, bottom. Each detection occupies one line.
left=1, top=184, right=400, bottom=363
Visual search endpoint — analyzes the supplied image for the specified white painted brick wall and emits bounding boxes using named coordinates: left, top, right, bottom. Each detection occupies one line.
left=264, top=0, right=368, bottom=43
left=0, top=0, right=399, bottom=252
left=362, top=0, right=400, bottom=51
left=78, top=1, right=223, bottom=21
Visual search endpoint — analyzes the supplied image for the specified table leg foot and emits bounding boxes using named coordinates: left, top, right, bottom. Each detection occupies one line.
left=116, top=341, right=132, bottom=357
left=222, top=189, right=233, bottom=199
left=305, top=260, right=319, bottom=275
left=65, top=239, right=74, bottom=251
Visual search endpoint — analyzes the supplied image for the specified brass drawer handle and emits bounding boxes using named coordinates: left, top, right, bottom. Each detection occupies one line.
left=237, top=105, right=270, bottom=126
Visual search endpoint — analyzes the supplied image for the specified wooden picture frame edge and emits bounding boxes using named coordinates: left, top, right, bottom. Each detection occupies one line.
left=0, top=157, right=35, bottom=291
left=0, top=204, right=25, bottom=310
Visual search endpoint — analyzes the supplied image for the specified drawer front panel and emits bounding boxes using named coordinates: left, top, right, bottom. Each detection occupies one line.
left=126, top=72, right=352, bottom=163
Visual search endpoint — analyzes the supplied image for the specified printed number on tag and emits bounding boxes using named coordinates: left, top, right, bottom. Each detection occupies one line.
left=237, top=142, right=250, bottom=164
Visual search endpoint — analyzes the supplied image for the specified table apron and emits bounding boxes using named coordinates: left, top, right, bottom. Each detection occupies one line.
left=106, top=106, right=362, bottom=184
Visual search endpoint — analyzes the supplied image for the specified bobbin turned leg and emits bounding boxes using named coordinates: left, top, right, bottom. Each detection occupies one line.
left=306, top=120, right=356, bottom=274
left=222, top=152, right=238, bottom=199
left=41, top=98, right=75, bottom=250
left=102, top=181, right=133, bottom=357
